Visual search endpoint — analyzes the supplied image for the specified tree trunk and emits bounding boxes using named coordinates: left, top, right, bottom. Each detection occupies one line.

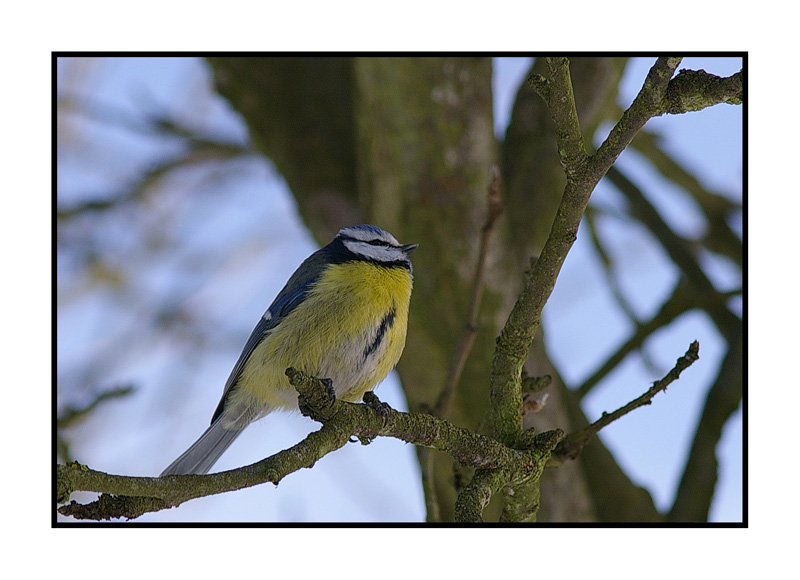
left=208, top=56, right=668, bottom=521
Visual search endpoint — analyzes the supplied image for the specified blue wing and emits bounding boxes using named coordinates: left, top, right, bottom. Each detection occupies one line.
left=209, top=274, right=318, bottom=424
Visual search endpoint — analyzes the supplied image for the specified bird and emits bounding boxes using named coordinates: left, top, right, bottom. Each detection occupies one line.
left=160, top=224, right=417, bottom=476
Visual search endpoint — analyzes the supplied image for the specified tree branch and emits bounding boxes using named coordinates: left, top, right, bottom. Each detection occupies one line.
left=605, top=165, right=741, bottom=337
left=628, top=128, right=742, bottom=267
left=490, top=57, right=683, bottom=445
left=57, top=368, right=563, bottom=521
left=479, top=57, right=695, bottom=519
left=489, top=57, right=590, bottom=448
left=530, top=58, right=587, bottom=175
left=590, top=57, right=683, bottom=176
left=57, top=95, right=253, bottom=221
left=575, top=279, right=695, bottom=399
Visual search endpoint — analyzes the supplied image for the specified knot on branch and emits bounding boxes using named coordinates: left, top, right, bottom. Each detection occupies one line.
left=286, top=367, right=339, bottom=422
left=662, top=69, right=743, bottom=114
left=516, top=428, right=564, bottom=454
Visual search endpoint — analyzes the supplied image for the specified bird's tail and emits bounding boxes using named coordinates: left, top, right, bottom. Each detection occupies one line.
left=160, top=418, right=243, bottom=476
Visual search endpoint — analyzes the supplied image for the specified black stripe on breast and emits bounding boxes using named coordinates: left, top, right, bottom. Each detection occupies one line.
left=363, top=308, right=396, bottom=361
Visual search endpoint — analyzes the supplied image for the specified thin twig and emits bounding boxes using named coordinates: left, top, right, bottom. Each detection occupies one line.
left=57, top=385, right=136, bottom=429
left=553, top=341, right=700, bottom=464
left=57, top=384, right=136, bottom=463
left=668, top=332, right=741, bottom=521
left=433, top=167, right=503, bottom=418
left=420, top=168, right=503, bottom=521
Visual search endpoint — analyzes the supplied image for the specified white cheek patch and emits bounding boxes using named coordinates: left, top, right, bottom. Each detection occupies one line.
left=343, top=239, right=406, bottom=263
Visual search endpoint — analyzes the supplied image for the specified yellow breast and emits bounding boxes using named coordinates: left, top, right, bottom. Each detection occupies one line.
left=223, top=260, right=413, bottom=426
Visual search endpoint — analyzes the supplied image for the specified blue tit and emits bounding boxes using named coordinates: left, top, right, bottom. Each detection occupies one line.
left=160, top=224, right=417, bottom=476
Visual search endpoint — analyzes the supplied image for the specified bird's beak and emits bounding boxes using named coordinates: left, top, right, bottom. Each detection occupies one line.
left=401, top=243, right=418, bottom=255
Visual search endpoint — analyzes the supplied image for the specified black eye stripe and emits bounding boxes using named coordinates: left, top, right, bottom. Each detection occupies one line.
left=344, top=236, right=395, bottom=248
